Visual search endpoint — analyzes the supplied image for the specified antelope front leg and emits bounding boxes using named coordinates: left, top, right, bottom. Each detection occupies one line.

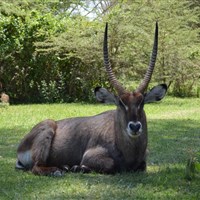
left=32, top=165, right=61, bottom=176
left=32, top=164, right=70, bottom=176
left=70, top=165, right=91, bottom=173
left=80, top=146, right=115, bottom=174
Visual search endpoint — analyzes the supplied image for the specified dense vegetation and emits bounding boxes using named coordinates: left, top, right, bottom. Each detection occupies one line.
left=0, top=0, right=200, bottom=103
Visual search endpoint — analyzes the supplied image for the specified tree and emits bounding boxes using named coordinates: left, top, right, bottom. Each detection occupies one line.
left=0, top=0, right=199, bottom=103
left=97, top=0, right=200, bottom=96
left=0, top=1, right=67, bottom=102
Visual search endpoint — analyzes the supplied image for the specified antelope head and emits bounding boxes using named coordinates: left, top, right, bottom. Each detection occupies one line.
left=95, top=22, right=167, bottom=138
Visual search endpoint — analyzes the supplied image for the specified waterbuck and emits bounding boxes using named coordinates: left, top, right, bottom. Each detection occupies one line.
left=16, top=22, right=167, bottom=176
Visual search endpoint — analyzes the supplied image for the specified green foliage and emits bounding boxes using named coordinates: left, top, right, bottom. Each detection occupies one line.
left=0, top=3, right=63, bottom=103
left=102, top=0, right=200, bottom=95
left=0, top=0, right=200, bottom=103
left=0, top=97, right=200, bottom=199
left=185, top=152, right=200, bottom=180
left=38, top=80, right=63, bottom=103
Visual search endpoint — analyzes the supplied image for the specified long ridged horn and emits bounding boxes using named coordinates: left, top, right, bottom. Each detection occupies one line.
left=135, top=22, right=158, bottom=93
left=103, top=23, right=126, bottom=96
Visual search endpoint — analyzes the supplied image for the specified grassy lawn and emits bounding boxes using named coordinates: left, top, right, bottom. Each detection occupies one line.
left=0, top=97, right=200, bottom=199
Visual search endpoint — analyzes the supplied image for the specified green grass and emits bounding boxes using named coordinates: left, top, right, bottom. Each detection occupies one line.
left=0, top=97, right=200, bottom=200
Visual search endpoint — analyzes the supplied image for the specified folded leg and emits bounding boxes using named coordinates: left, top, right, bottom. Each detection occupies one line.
left=80, top=146, right=115, bottom=174
left=16, top=119, right=64, bottom=176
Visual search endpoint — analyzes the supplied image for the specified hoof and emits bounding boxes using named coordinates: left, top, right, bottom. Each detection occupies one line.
left=81, top=165, right=91, bottom=173
left=52, top=170, right=64, bottom=177
left=61, top=165, right=70, bottom=172
left=15, top=160, right=25, bottom=170
left=70, top=165, right=91, bottom=173
left=71, top=165, right=81, bottom=173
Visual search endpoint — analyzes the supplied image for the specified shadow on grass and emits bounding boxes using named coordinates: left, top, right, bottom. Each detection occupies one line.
left=1, top=165, right=199, bottom=199
left=147, top=118, right=200, bottom=165
left=44, top=166, right=199, bottom=199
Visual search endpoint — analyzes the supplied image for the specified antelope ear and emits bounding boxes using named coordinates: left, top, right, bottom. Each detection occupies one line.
left=94, top=87, right=117, bottom=104
left=144, top=84, right=167, bottom=103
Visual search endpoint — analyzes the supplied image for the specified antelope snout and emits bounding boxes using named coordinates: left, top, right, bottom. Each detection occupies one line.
left=127, top=121, right=142, bottom=137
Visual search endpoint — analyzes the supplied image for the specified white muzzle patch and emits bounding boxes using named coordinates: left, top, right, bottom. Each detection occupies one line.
left=127, top=121, right=142, bottom=137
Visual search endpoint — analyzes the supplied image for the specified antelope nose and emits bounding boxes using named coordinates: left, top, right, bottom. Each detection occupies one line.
left=128, top=122, right=141, bottom=133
